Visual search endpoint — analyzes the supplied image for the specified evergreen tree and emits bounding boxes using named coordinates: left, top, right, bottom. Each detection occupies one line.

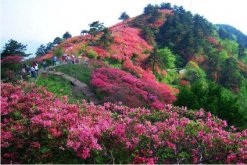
left=88, top=21, right=105, bottom=37
left=62, top=32, right=72, bottom=40
left=1, top=39, right=28, bottom=58
left=98, top=28, right=114, bottom=49
left=53, top=37, right=63, bottom=45
left=35, top=44, right=47, bottom=56
left=119, top=12, right=130, bottom=21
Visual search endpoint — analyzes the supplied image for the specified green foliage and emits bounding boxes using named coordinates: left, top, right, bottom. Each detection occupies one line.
left=143, top=4, right=159, bottom=15
left=119, top=12, right=130, bottom=21
left=54, top=64, right=91, bottom=85
left=221, top=39, right=239, bottom=57
left=88, top=50, right=98, bottom=59
left=53, top=47, right=64, bottom=58
left=35, top=44, right=47, bottom=56
left=1, top=39, right=28, bottom=58
left=140, top=27, right=156, bottom=46
left=98, top=28, right=114, bottom=48
left=36, top=75, right=89, bottom=103
left=157, top=47, right=176, bottom=69
left=185, top=61, right=206, bottom=83
left=62, top=32, right=72, bottom=40
left=88, top=21, right=105, bottom=37
left=53, top=37, right=63, bottom=45
left=216, top=24, right=247, bottom=48
left=158, top=8, right=213, bottom=59
left=160, top=2, right=172, bottom=10
left=219, top=57, right=243, bottom=90
left=175, top=80, right=247, bottom=128
left=161, top=70, right=179, bottom=86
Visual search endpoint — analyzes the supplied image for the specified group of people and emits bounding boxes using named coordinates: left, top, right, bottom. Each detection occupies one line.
left=20, top=60, right=47, bottom=79
left=19, top=53, right=89, bottom=80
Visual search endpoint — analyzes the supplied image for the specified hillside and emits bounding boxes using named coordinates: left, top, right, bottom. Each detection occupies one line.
left=35, top=4, right=247, bottom=128
left=216, top=24, right=247, bottom=48
left=2, top=2, right=247, bottom=164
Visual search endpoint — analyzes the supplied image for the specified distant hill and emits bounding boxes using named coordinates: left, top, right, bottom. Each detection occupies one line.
left=215, top=24, right=247, bottom=48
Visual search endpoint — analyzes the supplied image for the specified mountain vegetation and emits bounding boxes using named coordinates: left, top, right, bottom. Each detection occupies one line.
left=1, top=2, right=247, bottom=164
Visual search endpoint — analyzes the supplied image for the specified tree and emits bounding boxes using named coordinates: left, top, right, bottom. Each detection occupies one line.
left=53, top=37, right=62, bottom=45
left=45, top=42, right=54, bottom=53
left=98, top=28, right=114, bottom=48
left=35, top=44, right=47, bottom=56
left=143, top=4, right=157, bottom=15
left=238, top=44, right=245, bottom=59
left=119, top=12, right=130, bottom=21
left=62, top=32, right=72, bottom=40
left=157, top=47, right=176, bottom=69
left=219, top=57, right=243, bottom=90
left=140, top=27, right=156, bottom=45
left=1, top=39, right=28, bottom=58
left=160, top=2, right=172, bottom=9
left=88, top=21, right=105, bottom=37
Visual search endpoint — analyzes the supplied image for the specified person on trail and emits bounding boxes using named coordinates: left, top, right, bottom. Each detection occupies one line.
left=30, top=65, right=37, bottom=79
left=52, top=55, right=57, bottom=66
left=42, top=60, right=47, bottom=70
left=33, top=62, right=39, bottom=75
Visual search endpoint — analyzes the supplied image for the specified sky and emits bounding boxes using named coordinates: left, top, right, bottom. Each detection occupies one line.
left=1, top=0, right=247, bottom=55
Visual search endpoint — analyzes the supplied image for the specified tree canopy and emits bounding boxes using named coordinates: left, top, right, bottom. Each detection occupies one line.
left=62, top=32, right=72, bottom=40
left=88, top=21, right=105, bottom=37
left=119, top=12, right=130, bottom=21
left=1, top=39, right=28, bottom=58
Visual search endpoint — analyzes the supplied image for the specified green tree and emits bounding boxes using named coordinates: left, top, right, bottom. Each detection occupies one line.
left=45, top=42, right=54, bottom=53
left=140, top=27, right=156, bottom=45
left=160, top=2, right=172, bottom=10
left=119, top=12, right=129, bottom=21
left=88, top=21, right=105, bottom=37
left=53, top=37, right=63, bottom=45
left=185, top=61, right=206, bottom=83
left=1, top=39, right=28, bottom=58
left=35, top=44, right=47, bottom=56
left=238, top=44, right=245, bottom=59
left=143, top=4, right=159, bottom=15
left=62, top=32, right=72, bottom=40
left=219, top=57, right=243, bottom=90
left=157, top=47, right=176, bottom=69
left=98, top=28, right=114, bottom=49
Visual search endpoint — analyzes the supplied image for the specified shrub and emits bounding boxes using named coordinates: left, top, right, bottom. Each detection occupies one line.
left=91, top=68, right=176, bottom=109
left=1, top=83, right=246, bottom=164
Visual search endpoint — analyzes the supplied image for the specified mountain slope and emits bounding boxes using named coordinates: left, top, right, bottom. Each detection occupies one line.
left=35, top=4, right=247, bottom=129
left=216, top=24, right=247, bottom=48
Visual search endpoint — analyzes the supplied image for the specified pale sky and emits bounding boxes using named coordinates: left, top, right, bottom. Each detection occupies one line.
left=1, top=0, right=247, bottom=54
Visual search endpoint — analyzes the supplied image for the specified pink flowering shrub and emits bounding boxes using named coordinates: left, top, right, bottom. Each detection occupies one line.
left=91, top=68, right=177, bottom=109
left=1, top=83, right=247, bottom=163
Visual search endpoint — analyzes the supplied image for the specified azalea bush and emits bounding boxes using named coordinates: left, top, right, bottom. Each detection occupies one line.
left=1, top=82, right=246, bottom=164
left=91, top=68, right=177, bottom=109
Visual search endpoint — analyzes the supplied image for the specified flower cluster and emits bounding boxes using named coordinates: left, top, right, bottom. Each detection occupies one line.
left=91, top=68, right=177, bottom=109
left=1, top=83, right=246, bottom=164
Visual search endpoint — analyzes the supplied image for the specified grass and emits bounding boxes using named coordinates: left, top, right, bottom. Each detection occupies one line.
left=53, top=64, right=91, bottom=85
left=36, top=74, right=89, bottom=103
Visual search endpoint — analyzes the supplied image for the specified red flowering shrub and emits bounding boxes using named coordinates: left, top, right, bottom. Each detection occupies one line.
left=1, top=83, right=246, bottom=164
left=91, top=68, right=176, bottom=109
left=207, top=37, right=219, bottom=45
